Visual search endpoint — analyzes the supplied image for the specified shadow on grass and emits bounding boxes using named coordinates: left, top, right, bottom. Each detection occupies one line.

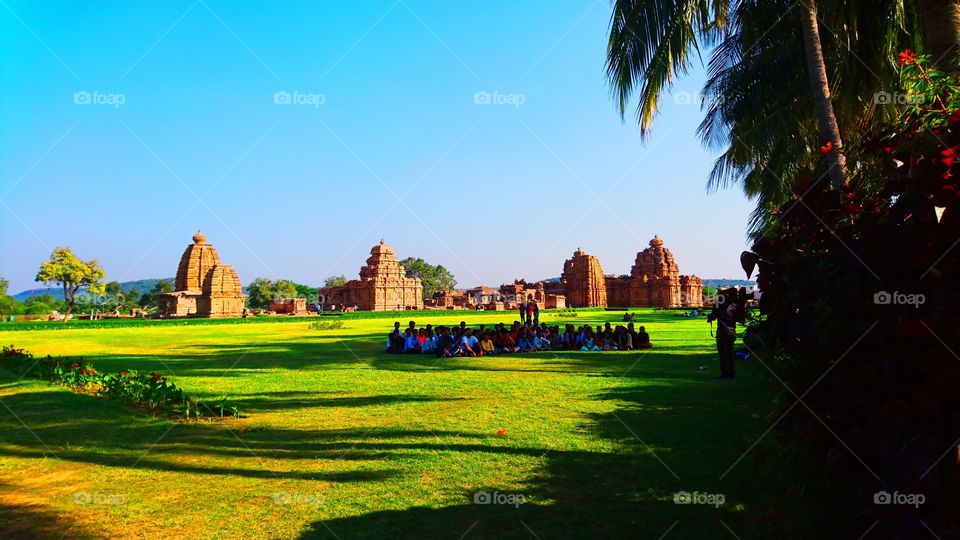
left=0, top=320, right=819, bottom=538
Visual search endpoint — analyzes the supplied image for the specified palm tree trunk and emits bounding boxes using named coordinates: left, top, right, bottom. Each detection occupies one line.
left=799, top=0, right=848, bottom=189
left=916, top=0, right=960, bottom=71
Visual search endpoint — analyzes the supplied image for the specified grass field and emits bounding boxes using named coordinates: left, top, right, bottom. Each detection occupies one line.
left=0, top=309, right=800, bottom=539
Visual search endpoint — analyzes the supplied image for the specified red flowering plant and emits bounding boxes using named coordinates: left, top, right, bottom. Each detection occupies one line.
left=739, top=51, right=960, bottom=536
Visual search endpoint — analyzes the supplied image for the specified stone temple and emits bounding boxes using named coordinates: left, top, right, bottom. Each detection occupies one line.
left=559, top=248, right=608, bottom=308
left=319, top=240, right=423, bottom=311
left=557, top=237, right=702, bottom=308
left=606, top=236, right=703, bottom=308
left=158, top=231, right=246, bottom=317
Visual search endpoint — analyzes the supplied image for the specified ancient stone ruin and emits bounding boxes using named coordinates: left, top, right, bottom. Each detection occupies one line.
left=318, top=240, right=423, bottom=311
left=560, top=248, right=608, bottom=308
left=605, top=236, right=703, bottom=308
left=158, top=231, right=246, bottom=317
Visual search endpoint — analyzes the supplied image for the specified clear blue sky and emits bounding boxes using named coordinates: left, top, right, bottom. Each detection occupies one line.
left=0, top=0, right=754, bottom=293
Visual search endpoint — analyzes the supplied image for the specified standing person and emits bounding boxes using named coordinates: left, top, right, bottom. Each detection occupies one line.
left=532, top=301, right=540, bottom=327
left=519, top=300, right=527, bottom=324
left=527, top=301, right=536, bottom=327
left=707, top=288, right=740, bottom=380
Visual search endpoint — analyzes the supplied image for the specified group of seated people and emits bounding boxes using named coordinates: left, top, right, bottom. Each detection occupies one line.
left=386, top=320, right=652, bottom=357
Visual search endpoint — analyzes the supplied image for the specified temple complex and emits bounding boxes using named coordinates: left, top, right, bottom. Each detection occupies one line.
left=560, top=249, right=608, bottom=308
left=605, top=236, right=703, bottom=308
left=318, top=240, right=423, bottom=311
left=158, top=231, right=246, bottom=317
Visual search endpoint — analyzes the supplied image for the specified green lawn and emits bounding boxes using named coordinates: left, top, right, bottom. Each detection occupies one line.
left=0, top=309, right=795, bottom=539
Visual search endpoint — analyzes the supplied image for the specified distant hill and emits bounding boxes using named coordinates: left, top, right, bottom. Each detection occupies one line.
left=12, top=278, right=173, bottom=302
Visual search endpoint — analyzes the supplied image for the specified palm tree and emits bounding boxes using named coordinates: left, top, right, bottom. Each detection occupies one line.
left=799, top=0, right=847, bottom=188
left=916, top=0, right=960, bottom=69
left=607, top=0, right=929, bottom=228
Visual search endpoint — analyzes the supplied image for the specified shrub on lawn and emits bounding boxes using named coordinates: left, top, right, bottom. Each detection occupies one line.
left=0, top=345, right=242, bottom=421
left=309, top=319, right=344, bottom=331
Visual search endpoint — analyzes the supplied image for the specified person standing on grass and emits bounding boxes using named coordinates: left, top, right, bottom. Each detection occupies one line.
left=532, top=301, right=540, bottom=327
left=519, top=300, right=526, bottom=324
left=707, top=290, right=739, bottom=380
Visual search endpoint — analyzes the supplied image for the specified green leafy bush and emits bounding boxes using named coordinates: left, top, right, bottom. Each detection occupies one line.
left=0, top=345, right=242, bottom=421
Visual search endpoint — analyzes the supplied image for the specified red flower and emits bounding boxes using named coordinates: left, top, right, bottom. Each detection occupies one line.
left=70, top=363, right=79, bottom=369
left=819, top=141, right=833, bottom=155
left=898, top=49, right=918, bottom=65
left=150, top=373, right=162, bottom=380
left=497, top=428, right=506, bottom=436
left=119, top=371, right=129, bottom=377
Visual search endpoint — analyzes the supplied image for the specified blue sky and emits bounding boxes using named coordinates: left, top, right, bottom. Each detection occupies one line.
left=0, top=0, right=754, bottom=293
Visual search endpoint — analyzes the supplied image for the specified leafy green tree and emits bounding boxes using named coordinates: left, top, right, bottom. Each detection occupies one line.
left=0, top=277, right=22, bottom=316
left=24, top=294, right=63, bottom=315
left=399, top=257, right=456, bottom=299
left=246, top=277, right=274, bottom=309
left=293, top=282, right=318, bottom=301
left=273, top=279, right=298, bottom=301
left=35, top=247, right=106, bottom=319
left=140, top=280, right=173, bottom=308
left=323, top=275, right=347, bottom=288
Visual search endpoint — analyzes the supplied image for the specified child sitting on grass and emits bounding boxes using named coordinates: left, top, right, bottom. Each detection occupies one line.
left=480, top=331, right=496, bottom=356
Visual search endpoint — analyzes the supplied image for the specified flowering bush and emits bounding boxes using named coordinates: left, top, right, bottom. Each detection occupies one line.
left=741, top=52, right=960, bottom=536
left=0, top=345, right=242, bottom=421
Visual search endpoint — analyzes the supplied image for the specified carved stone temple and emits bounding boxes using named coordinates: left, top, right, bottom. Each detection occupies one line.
left=158, top=231, right=247, bottom=317
left=318, top=240, right=424, bottom=311
left=556, top=237, right=703, bottom=308
left=559, top=248, right=608, bottom=308
left=606, top=236, right=703, bottom=308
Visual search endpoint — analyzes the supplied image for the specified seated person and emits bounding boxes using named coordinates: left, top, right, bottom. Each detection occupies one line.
left=495, top=330, right=518, bottom=353
left=403, top=329, right=421, bottom=353
left=480, top=332, right=496, bottom=355
left=532, top=330, right=550, bottom=351
left=516, top=328, right=535, bottom=353
left=386, top=322, right=405, bottom=353
left=602, top=331, right=617, bottom=351
left=417, top=329, right=427, bottom=346
left=635, top=325, right=653, bottom=349
left=460, top=328, right=480, bottom=357
left=436, top=327, right=459, bottom=358
left=617, top=325, right=633, bottom=351
left=580, top=329, right=601, bottom=351
left=421, top=330, right=437, bottom=354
